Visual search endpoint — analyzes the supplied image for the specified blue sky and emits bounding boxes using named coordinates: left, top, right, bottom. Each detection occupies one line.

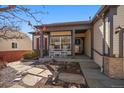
left=21, top=5, right=101, bottom=36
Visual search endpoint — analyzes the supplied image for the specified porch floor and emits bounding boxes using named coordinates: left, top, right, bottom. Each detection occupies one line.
left=43, top=55, right=93, bottom=63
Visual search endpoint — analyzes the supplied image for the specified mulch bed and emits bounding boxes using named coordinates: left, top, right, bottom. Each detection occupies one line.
left=32, top=60, right=88, bottom=88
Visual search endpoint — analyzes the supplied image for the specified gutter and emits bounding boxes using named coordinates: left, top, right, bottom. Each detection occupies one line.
left=91, top=5, right=110, bottom=24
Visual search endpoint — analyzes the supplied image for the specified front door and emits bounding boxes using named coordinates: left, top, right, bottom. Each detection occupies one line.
left=75, top=38, right=84, bottom=55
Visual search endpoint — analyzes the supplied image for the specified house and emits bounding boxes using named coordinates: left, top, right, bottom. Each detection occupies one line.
left=30, top=5, right=124, bottom=79
left=0, top=30, right=32, bottom=62
left=30, top=21, right=91, bottom=58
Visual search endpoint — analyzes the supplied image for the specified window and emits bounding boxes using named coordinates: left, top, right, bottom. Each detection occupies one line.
left=50, top=37, right=61, bottom=50
left=50, top=36, right=71, bottom=50
left=61, top=36, right=71, bottom=50
left=12, top=42, right=17, bottom=48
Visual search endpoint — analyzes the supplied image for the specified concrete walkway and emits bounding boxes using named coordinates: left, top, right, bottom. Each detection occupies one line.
left=79, top=60, right=124, bottom=88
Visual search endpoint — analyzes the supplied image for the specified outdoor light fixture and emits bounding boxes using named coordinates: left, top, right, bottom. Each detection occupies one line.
left=115, top=26, right=122, bottom=34
left=114, top=26, right=124, bottom=58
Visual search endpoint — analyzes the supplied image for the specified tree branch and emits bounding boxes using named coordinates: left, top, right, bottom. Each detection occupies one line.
left=0, top=5, right=16, bottom=12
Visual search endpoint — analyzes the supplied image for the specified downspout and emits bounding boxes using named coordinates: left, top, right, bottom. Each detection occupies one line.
left=119, top=29, right=124, bottom=77
left=102, top=14, right=105, bottom=73
left=102, top=15, right=106, bottom=72
left=91, top=24, right=93, bottom=59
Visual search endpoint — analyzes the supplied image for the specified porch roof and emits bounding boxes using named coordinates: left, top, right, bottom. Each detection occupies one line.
left=35, top=21, right=90, bottom=27
left=33, top=21, right=91, bottom=32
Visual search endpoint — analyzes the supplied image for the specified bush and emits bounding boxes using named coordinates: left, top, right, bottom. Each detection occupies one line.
left=23, top=50, right=40, bottom=59
left=43, top=49, right=48, bottom=56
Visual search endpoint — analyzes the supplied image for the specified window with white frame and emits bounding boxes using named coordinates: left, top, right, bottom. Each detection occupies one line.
left=61, top=36, right=71, bottom=50
left=50, top=36, right=71, bottom=50
left=12, top=42, right=17, bottom=48
left=50, top=37, right=61, bottom=50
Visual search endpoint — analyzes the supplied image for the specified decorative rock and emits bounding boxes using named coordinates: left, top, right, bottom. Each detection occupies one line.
left=27, top=67, right=44, bottom=75
left=13, top=78, right=22, bottom=82
left=7, top=61, right=21, bottom=67
left=38, top=70, right=53, bottom=78
left=9, top=64, right=32, bottom=73
left=22, top=74, right=42, bottom=86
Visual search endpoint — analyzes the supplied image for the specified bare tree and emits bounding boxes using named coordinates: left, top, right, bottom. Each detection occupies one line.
left=0, top=26, right=28, bottom=39
left=0, top=5, right=47, bottom=39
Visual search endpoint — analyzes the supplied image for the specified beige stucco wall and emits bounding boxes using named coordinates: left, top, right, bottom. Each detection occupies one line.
left=50, top=31, right=71, bottom=36
left=113, top=6, right=124, bottom=57
left=0, top=36, right=32, bottom=51
left=94, top=52, right=103, bottom=67
left=84, top=30, right=91, bottom=57
left=93, top=18, right=104, bottom=67
left=75, top=33, right=85, bottom=37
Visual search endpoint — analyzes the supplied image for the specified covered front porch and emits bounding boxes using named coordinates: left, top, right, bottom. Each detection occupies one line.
left=33, top=21, right=92, bottom=58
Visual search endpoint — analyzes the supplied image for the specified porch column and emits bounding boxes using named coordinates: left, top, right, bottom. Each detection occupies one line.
left=72, top=29, right=75, bottom=57
left=119, top=29, right=123, bottom=57
left=40, top=31, right=44, bottom=58
left=48, top=32, right=50, bottom=54
left=32, top=34, right=34, bottom=50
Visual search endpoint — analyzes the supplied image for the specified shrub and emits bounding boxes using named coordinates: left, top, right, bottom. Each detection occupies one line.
left=23, top=50, right=40, bottom=59
left=43, top=49, right=48, bottom=56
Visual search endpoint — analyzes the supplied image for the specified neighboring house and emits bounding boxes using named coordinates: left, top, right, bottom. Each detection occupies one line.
left=0, top=30, right=32, bottom=62
left=30, top=5, right=124, bottom=79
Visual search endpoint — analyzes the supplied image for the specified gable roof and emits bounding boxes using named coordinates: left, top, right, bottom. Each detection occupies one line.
left=91, top=5, right=110, bottom=24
